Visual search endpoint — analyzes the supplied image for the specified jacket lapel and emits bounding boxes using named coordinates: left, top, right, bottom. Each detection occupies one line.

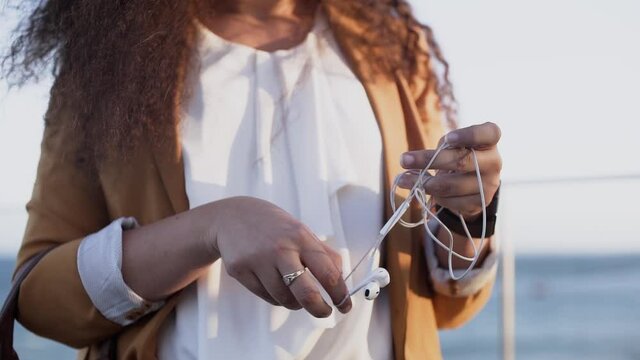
left=324, top=3, right=442, bottom=359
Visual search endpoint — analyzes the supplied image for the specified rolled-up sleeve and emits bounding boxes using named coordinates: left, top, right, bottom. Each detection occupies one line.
left=424, top=219, right=499, bottom=297
left=78, top=217, right=164, bottom=326
left=16, top=94, right=161, bottom=348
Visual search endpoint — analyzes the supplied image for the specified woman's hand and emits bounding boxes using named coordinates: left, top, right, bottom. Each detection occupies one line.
left=209, top=196, right=352, bottom=318
left=399, top=122, right=502, bottom=219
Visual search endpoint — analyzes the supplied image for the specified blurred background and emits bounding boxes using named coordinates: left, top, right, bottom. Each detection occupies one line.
left=1, top=0, right=639, bottom=359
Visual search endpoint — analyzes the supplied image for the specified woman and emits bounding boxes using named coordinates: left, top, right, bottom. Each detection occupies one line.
left=4, top=0, right=502, bottom=359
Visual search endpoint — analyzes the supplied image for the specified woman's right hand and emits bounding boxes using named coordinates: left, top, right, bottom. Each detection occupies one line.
left=207, top=196, right=352, bottom=317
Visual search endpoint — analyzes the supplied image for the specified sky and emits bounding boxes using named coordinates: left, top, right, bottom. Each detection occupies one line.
left=0, top=0, right=639, bottom=256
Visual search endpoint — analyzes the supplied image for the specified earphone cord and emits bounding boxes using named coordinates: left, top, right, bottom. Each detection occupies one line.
left=343, top=141, right=486, bottom=283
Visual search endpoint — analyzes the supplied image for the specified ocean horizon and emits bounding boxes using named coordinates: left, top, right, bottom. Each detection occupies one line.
left=2, top=254, right=639, bottom=359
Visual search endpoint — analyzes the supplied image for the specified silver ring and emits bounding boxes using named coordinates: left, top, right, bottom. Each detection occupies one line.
left=282, top=268, right=307, bottom=287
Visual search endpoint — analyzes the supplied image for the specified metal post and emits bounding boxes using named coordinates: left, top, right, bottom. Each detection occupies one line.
left=499, top=189, right=516, bottom=360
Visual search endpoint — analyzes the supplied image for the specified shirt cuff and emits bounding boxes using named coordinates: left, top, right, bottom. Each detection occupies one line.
left=77, top=217, right=164, bottom=326
left=424, top=218, right=499, bottom=297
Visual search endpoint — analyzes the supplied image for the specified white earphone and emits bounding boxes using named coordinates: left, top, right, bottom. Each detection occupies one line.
left=341, top=136, right=487, bottom=304
left=348, top=268, right=390, bottom=300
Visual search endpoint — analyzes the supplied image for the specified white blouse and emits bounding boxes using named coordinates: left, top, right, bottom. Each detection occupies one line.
left=75, top=11, right=498, bottom=360
left=156, top=14, right=392, bottom=360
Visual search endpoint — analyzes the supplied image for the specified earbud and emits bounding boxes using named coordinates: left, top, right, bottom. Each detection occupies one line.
left=363, top=282, right=380, bottom=300
left=348, top=268, right=390, bottom=300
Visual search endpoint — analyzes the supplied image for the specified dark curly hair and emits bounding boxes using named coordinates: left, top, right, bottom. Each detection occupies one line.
left=2, top=0, right=457, bottom=165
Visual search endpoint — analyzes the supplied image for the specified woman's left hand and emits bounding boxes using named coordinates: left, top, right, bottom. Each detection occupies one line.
left=398, top=122, right=502, bottom=219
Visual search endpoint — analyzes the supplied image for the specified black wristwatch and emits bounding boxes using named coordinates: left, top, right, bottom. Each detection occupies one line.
left=435, top=185, right=500, bottom=238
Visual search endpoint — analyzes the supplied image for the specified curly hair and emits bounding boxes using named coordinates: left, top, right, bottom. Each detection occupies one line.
left=2, top=0, right=457, bottom=165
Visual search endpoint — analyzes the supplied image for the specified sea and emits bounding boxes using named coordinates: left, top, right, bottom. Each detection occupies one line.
left=1, top=255, right=639, bottom=360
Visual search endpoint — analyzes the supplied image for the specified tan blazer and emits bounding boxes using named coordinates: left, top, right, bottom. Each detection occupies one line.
left=15, top=3, right=494, bottom=359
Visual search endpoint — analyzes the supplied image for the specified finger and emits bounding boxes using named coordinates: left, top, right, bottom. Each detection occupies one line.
left=300, top=242, right=352, bottom=314
left=445, top=122, right=501, bottom=149
left=317, top=242, right=353, bottom=313
left=399, top=172, right=482, bottom=198
left=255, top=266, right=302, bottom=310
left=401, top=147, right=501, bottom=173
left=278, top=256, right=333, bottom=318
left=434, top=193, right=488, bottom=219
left=319, top=241, right=343, bottom=272
left=235, top=271, right=279, bottom=306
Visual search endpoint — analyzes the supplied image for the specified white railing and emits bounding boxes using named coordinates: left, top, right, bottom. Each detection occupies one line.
left=498, top=173, right=640, bottom=360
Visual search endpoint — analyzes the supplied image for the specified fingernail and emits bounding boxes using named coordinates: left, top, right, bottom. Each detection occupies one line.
left=446, top=132, right=458, bottom=144
left=397, top=176, right=409, bottom=188
left=336, top=294, right=351, bottom=313
left=322, top=307, right=333, bottom=318
left=339, top=299, right=352, bottom=314
left=401, top=154, right=414, bottom=167
left=343, top=301, right=352, bottom=313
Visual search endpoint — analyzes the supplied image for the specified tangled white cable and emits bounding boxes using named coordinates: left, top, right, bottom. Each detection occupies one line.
left=342, top=139, right=487, bottom=301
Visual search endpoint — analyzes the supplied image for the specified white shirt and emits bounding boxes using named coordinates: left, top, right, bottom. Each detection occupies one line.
left=76, top=11, right=498, bottom=360
left=157, top=14, right=392, bottom=359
